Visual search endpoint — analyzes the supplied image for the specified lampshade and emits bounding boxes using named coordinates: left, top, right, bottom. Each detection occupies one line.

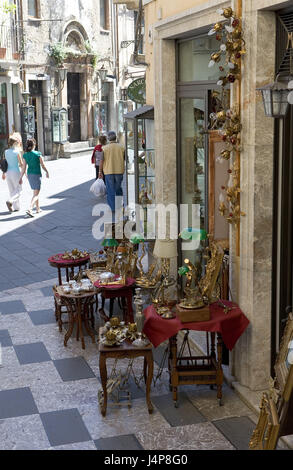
left=179, top=228, right=207, bottom=241
left=130, top=234, right=145, bottom=245
left=102, top=238, right=118, bottom=248
left=153, top=239, right=178, bottom=259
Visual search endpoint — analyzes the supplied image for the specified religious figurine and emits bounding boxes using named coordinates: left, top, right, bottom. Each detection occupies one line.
left=178, top=259, right=205, bottom=309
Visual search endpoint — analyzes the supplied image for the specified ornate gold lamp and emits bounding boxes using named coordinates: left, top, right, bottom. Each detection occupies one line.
left=131, top=234, right=158, bottom=287
left=152, top=239, right=178, bottom=306
left=178, top=228, right=208, bottom=310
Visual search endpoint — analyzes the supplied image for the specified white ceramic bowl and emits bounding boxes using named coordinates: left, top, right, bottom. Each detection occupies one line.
left=98, top=272, right=115, bottom=282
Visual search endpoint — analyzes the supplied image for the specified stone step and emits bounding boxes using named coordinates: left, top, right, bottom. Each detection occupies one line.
left=62, top=146, right=95, bottom=159
left=63, top=141, right=92, bottom=151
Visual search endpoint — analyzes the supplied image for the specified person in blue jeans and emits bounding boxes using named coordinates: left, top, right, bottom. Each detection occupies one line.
left=99, top=131, right=125, bottom=218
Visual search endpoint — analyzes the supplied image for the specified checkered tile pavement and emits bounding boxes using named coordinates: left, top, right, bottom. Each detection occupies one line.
left=0, top=291, right=260, bottom=450
left=0, top=156, right=261, bottom=450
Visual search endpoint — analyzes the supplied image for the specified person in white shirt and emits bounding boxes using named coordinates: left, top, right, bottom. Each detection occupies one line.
left=1, top=134, right=23, bottom=213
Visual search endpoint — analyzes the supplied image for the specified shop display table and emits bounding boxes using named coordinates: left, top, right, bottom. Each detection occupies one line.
left=143, top=301, right=249, bottom=407
left=98, top=328, right=154, bottom=417
left=57, top=287, right=98, bottom=350
left=94, top=278, right=136, bottom=324
left=48, top=254, right=90, bottom=286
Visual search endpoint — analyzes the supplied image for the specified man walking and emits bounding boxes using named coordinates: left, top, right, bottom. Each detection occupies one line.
left=99, top=131, right=125, bottom=218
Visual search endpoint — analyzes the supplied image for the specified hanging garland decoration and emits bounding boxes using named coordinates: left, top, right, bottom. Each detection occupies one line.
left=208, top=7, right=246, bottom=225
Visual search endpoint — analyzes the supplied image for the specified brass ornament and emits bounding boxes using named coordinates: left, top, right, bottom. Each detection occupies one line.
left=223, top=7, right=233, bottom=18
left=211, top=52, right=221, bottom=63
left=214, top=22, right=223, bottom=32
left=209, top=10, right=246, bottom=89
left=219, top=162, right=246, bottom=225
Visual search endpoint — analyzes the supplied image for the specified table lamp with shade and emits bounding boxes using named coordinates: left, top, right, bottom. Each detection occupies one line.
left=152, top=239, right=178, bottom=306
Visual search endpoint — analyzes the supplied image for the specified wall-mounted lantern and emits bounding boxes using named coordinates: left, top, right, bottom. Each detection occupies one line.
left=257, top=76, right=292, bottom=118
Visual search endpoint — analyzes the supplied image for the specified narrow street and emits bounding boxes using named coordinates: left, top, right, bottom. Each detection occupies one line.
left=0, top=156, right=259, bottom=450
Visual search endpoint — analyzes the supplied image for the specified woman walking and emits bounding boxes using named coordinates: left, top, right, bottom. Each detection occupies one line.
left=2, top=134, right=23, bottom=213
left=19, top=138, right=49, bottom=217
left=91, top=135, right=107, bottom=180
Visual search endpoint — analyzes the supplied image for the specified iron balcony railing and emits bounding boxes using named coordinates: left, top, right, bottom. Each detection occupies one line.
left=0, top=25, right=24, bottom=61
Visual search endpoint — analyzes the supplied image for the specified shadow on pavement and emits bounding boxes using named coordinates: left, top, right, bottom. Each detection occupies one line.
left=0, top=179, right=105, bottom=291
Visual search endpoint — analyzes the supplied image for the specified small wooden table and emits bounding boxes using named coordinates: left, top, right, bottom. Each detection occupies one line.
left=169, top=331, right=223, bottom=407
left=94, top=278, right=136, bottom=324
left=99, top=330, right=154, bottom=417
left=48, top=254, right=90, bottom=286
left=57, top=287, right=98, bottom=350
left=143, top=302, right=250, bottom=407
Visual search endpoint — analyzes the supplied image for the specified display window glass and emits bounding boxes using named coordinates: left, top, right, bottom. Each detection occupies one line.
left=178, top=35, right=225, bottom=82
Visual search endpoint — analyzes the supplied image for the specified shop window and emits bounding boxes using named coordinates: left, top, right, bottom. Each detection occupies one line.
left=100, top=0, right=109, bottom=31
left=177, top=35, right=230, bottom=267
left=28, top=0, right=39, bottom=18
left=178, top=35, right=225, bottom=82
left=93, top=102, right=108, bottom=137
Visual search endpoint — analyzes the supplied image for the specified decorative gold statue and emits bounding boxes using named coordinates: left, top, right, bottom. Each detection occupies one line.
left=178, top=258, right=205, bottom=309
left=178, top=241, right=224, bottom=309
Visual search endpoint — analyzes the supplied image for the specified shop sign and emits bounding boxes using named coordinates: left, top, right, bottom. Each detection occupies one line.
left=127, top=78, right=146, bottom=104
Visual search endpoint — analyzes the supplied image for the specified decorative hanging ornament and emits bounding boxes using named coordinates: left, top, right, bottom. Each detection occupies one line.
left=211, top=52, right=221, bottom=62
left=221, top=149, right=231, bottom=160
left=208, top=6, right=246, bottom=226
left=208, top=22, right=223, bottom=35
left=225, top=25, right=234, bottom=33
left=232, top=27, right=242, bottom=39
left=223, top=7, right=233, bottom=18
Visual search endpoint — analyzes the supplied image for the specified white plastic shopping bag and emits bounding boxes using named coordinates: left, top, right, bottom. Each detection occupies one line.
left=90, top=178, right=106, bottom=198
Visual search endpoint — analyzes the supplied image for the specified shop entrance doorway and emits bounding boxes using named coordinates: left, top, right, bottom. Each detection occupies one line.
left=67, top=72, right=81, bottom=142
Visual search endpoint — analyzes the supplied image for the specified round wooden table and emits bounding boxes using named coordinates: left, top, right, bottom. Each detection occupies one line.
left=94, top=278, right=136, bottom=324
left=48, top=254, right=90, bottom=286
left=57, top=287, right=98, bottom=350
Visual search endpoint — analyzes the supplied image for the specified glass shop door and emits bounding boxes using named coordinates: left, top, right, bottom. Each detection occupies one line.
left=178, top=90, right=209, bottom=268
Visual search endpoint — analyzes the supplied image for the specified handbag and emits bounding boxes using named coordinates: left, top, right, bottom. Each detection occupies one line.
left=0, top=151, right=8, bottom=173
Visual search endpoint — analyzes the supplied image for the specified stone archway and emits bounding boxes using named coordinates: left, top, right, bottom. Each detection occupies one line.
left=63, top=20, right=89, bottom=51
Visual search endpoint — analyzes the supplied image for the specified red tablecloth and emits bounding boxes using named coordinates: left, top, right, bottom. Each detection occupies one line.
left=48, top=254, right=90, bottom=265
left=143, top=300, right=249, bottom=351
left=94, top=277, right=136, bottom=290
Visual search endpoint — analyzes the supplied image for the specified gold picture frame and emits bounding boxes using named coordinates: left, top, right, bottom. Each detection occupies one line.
left=249, top=393, right=280, bottom=450
left=275, top=313, right=293, bottom=400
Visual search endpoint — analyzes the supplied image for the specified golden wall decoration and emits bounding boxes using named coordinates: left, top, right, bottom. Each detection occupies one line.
left=208, top=4, right=246, bottom=229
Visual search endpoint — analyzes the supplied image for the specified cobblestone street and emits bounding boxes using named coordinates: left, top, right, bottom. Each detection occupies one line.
left=0, top=156, right=265, bottom=450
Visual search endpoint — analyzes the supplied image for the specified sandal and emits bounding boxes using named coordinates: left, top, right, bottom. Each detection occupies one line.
left=6, top=201, right=13, bottom=213
left=26, top=210, right=34, bottom=218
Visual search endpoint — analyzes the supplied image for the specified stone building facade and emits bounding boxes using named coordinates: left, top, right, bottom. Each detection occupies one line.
left=0, top=0, right=141, bottom=159
left=142, top=0, right=293, bottom=408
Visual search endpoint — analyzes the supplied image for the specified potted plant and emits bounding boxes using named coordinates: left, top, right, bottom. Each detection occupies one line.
left=84, top=40, right=99, bottom=69
left=0, top=1, right=16, bottom=59
left=48, top=42, right=68, bottom=68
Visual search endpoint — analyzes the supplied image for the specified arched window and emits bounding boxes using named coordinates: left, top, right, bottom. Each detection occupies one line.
left=66, top=31, right=85, bottom=53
